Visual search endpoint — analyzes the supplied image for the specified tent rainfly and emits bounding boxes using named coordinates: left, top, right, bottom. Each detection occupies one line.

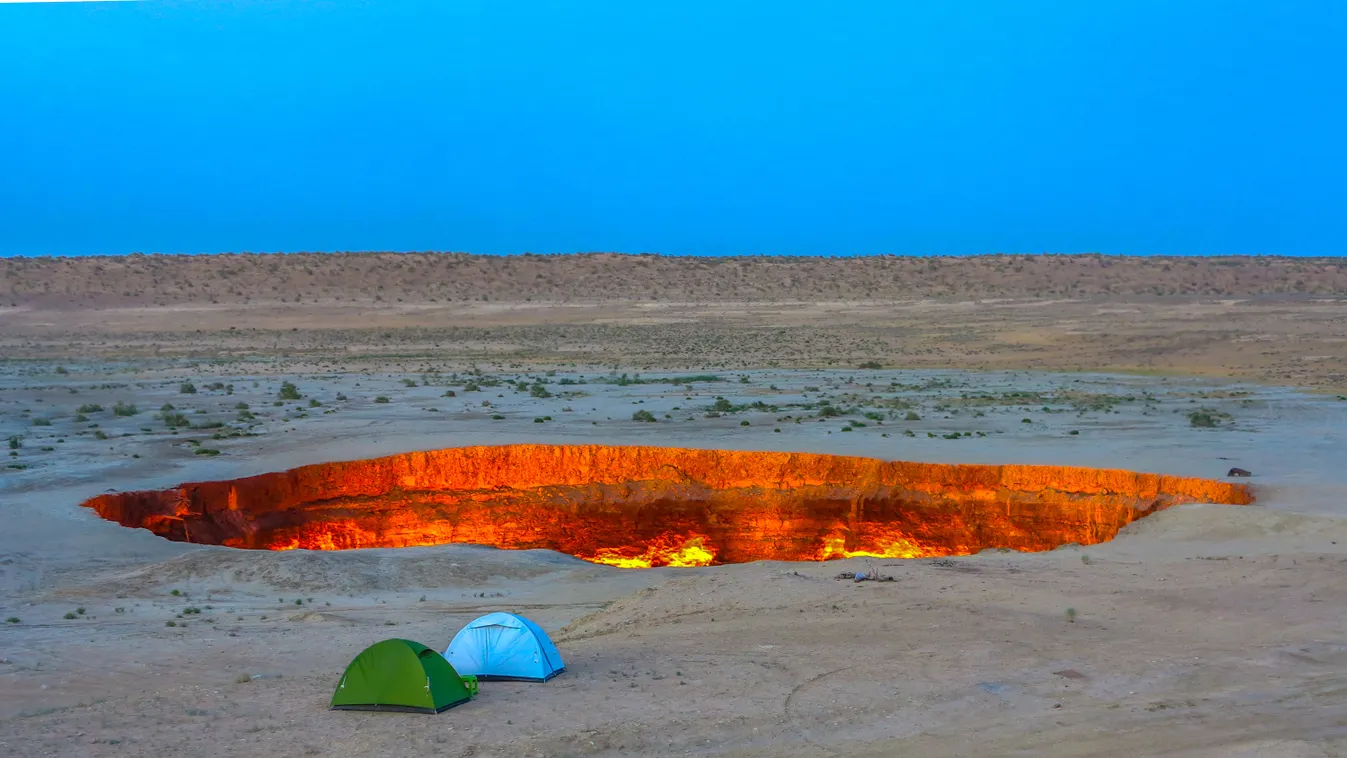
left=331, top=638, right=474, bottom=714
left=445, top=612, right=566, bottom=682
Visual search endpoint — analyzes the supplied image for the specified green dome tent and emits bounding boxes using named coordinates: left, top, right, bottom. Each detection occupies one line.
left=331, top=639, right=475, bottom=714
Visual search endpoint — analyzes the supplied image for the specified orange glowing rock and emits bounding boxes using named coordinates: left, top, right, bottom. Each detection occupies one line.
left=82, top=445, right=1253, bottom=566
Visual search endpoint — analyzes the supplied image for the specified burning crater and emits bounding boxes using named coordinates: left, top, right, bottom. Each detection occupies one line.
left=82, top=445, right=1253, bottom=567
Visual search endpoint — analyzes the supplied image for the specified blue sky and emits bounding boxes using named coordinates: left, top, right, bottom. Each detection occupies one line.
left=1, top=0, right=1344, bottom=257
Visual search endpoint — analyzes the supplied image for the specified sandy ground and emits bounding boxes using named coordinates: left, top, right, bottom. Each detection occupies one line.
left=3, top=364, right=1347, bottom=757
left=5, top=296, right=1347, bottom=393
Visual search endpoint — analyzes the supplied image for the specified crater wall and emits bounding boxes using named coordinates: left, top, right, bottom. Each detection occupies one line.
left=82, top=445, right=1254, bottom=566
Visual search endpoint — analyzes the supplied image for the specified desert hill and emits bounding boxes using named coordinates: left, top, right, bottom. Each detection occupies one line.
left=3, top=253, right=1345, bottom=307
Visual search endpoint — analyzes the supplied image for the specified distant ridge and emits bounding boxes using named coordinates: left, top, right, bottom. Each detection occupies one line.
left=3, top=253, right=1344, bottom=308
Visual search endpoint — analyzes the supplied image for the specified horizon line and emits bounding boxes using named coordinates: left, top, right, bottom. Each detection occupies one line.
left=1, top=250, right=1339, bottom=261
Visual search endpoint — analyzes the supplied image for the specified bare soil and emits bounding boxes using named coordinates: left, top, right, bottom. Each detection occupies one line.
left=2, top=253, right=1347, bottom=756
left=3, top=254, right=1346, bottom=392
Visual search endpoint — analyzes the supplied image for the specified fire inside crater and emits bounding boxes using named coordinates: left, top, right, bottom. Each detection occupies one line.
left=82, top=445, right=1253, bottom=567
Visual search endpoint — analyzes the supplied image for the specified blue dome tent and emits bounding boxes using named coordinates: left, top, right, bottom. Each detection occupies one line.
left=444, top=612, right=565, bottom=682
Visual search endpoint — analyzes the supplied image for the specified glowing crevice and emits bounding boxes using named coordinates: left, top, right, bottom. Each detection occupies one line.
left=82, top=444, right=1254, bottom=567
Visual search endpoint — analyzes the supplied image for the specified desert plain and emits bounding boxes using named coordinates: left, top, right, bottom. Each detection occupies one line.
left=3, top=253, right=1347, bottom=757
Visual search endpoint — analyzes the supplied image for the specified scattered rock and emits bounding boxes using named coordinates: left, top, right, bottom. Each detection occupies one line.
left=1227, top=467, right=1252, bottom=477
left=835, top=570, right=895, bottom=583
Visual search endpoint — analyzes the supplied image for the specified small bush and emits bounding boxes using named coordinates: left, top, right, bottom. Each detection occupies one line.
left=631, top=410, right=657, bottom=422
left=161, top=412, right=191, bottom=428
left=374, top=396, right=390, bottom=404
left=94, top=430, right=108, bottom=440
left=166, top=620, right=177, bottom=627
left=278, top=381, right=302, bottom=400
left=443, top=390, right=456, bottom=397
left=533, top=417, right=546, bottom=423
left=180, top=382, right=197, bottom=394
left=161, top=403, right=175, bottom=411
left=234, top=402, right=249, bottom=410
left=857, top=361, right=883, bottom=369
left=1021, top=418, right=1032, bottom=424
left=194, top=448, right=220, bottom=456
left=336, top=393, right=348, bottom=401
left=1188, top=408, right=1230, bottom=428
left=54, top=366, right=68, bottom=374
left=5, top=616, right=19, bottom=624
left=490, top=414, right=505, bottom=420
left=530, top=384, right=552, bottom=398
left=7, top=436, right=21, bottom=450
left=77, top=403, right=104, bottom=414
left=113, top=402, right=138, bottom=416
left=63, top=612, right=78, bottom=620
left=401, top=378, right=418, bottom=387
left=739, top=420, right=750, bottom=426
left=904, top=411, right=921, bottom=421
left=31, top=418, right=51, bottom=426
left=308, top=398, right=321, bottom=408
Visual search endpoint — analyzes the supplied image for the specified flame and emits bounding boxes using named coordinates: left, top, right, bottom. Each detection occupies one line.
left=582, top=535, right=715, bottom=568
left=816, top=525, right=949, bottom=561
left=80, top=444, right=1255, bottom=566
